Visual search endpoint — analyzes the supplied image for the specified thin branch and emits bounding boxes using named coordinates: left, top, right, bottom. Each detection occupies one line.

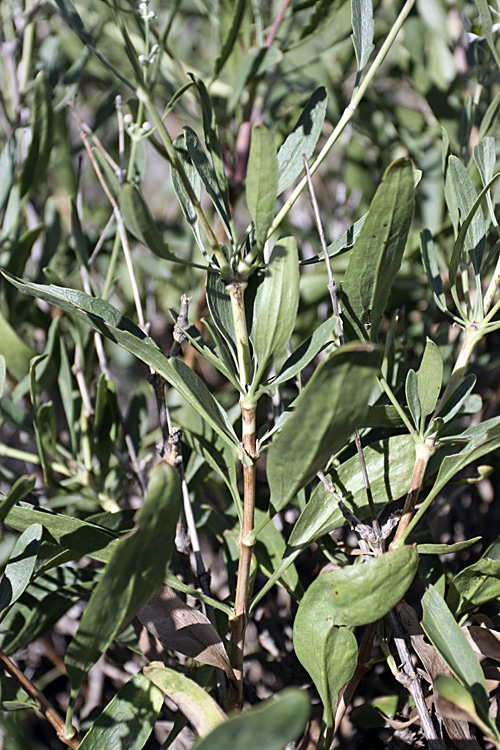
left=0, top=649, right=80, bottom=748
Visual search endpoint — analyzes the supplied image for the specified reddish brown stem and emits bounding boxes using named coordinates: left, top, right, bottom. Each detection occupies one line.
left=0, top=649, right=80, bottom=748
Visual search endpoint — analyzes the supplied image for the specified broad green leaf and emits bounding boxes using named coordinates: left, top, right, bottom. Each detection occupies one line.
left=276, top=87, right=328, bottom=196
left=447, top=558, right=500, bottom=617
left=266, top=342, right=382, bottom=514
left=293, top=614, right=357, bottom=727
left=120, top=183, right=178, bottom=262
left=20, top=71, right=53, bottom=197
left=434, top=675, right=497, bottom=742
left=0, top=476, right=35, bottom=524
left=77, top=671, right=164, bottom=750
left=65, top=462, right=181, bottom=694
left=341, top=159, right=414, bottom=341
left=246, top=125, right=278, bottom=251
left=144, top=665, right=226, bottom=738
left=206, top=271, right=237, bottom=364
left=297, top=546, right=418, bottom=628
left=192, top=689, right=310, bottom=750
left=0, top=524, right=42, bottom=615
left=0, top=271, right=242, bottom=458
left=421, top=586, right=490, bottom=724
left=270, top=317, right=339, bottom=387
left=417, top=338, right=443, bottom=425
left=351, top=0, right=374, bottom=72
left=405, top=369, right=420, bottom=429
left=475, top=0, right=500, bottom=69
left=184, top=127, right=234, bottom=242
left=251, top=236, right=299, bottom=386
left=448, top=156, right=485, bottom=272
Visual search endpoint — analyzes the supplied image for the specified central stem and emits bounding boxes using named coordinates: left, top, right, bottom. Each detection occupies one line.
left=227, top=281, right=257, bottom=707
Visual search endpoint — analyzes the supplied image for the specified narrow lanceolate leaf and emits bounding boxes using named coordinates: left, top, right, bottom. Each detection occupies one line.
left=351, top=0, right=374, bottom=72
left=138, top=586, right=235, bottom=680
left=76, top=671, right=164, bottom=750
left=277, top=87, right=327, bottom=196
left=434, top=675, right=497, bottom=743
left=420, top=229, right=449, bottom=315
left=246, top=125, right=279, bottom=250
left=0, top=475, right=35, bottom=524
left=120, top=183, right=178, bottom=262
left=192, top=689, right=310, bottom=750
left=267, top=343, right=382, bottom=514
left=170, top=132, right=206, bottom=258
left=341, top=159, right=414, bottom=341
left=422, top=586, right=491, bottom=728
left=448, top=156, right=486, bottom=272
left=184, top=126, right=235, bottom=242
left=417, top=338, right=443, bottom=426
left=299, top=546, right=418, bottom=628
left=474, top=137, right=496, bottom=187
left=0, top=271, right=242, bottom=458
left=144, top=665, right=227, bottom=738
left=20, top=71, right=53, bottom=197
left=251, top=236, right=299, bottom=386
left=405, top=369, right=420, bottom=430
left=270, top=317, right=338, bottom=387
left=0, top=524, right=42, bottom=615
left=65, top=461, right=181, bottom=694
left=475, top=0, right=500, bottom=69
left=293, top=616, right=357, bottom=727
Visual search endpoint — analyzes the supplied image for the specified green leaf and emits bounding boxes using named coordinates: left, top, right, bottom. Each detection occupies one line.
left=144, top=665, right=226, bottom=738
left=405, top=369, right=420, bottom=429
left=421, top=586, right=490, bottom=724
left=0, top=676, right=39, bottom=711
left=420, top=229, right=449, bottom=315
left=1, top=503, right=118, bottom=564
left=266, top=342, right=382, bottom=514
left=192, top=689, right=310, bottom=750
left=65, top=462, right=181, bottom=694
left=297, top=546, right=418, bottom=628
left=434, top=674, right=497, bottom=742
left=276, top=87, right=328, bottom=196
left=246, top=125, right=279, bottom=251
left=448, top=156, right=485, bottom=272
left=0, top=524, right=42, bottom=615
left=215, top=0, right=246, bottom=75
left=254, top=508, right=300, bottom=597
left=302, top=213, right=367, bottom=266
left=447, top=558, right=500, bottom=617
left=0, top=311, right=36, bottom=381
left=475, top=0, right=500, bottom=69
left=206, top=271, right=237, bottom=365
left=270, top=317, right=339, bottom=387
left=0, top=476, right=35, bottom=524
left=189, top=74, right=233, bottom=237
left=435, top=373, right=476, bottom=424
left=184, top=127, right=235, bottom=242
left=474, top=137, right=496, bottom=187
left=417, top=537, right=481, bottom=555
left=170, top=132, right=206, bottom=259
left=20, top=71, right=53, bottom=197
left=251, top=236, right=299, bottom=386
left=417, top=338, right=443, bottom=425
left=1, top=271, right=242, bottom=458
left=53, top=0, right=134, bottom=90
left=77, top=671, right=164, bottom=750
left=341, top=159, right=414, bottom=341
left=351, top=0, right=374, bottom=72
left=120, top=183, right=178, bottom=262
left=293, top=616, right=357, bottom=727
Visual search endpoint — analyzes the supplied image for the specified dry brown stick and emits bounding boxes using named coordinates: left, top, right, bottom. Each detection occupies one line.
left=0, top=649, right=80, bottom=748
